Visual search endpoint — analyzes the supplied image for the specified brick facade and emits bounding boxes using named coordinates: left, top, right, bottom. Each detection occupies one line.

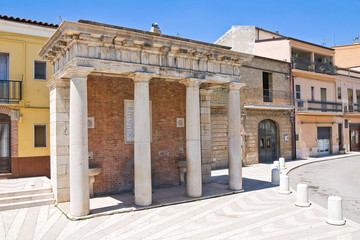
left=208, top=56, right=293, bottom=166
left=88, top=76, right=186, bottom=195
left=242, top=109, right=293, bottom=164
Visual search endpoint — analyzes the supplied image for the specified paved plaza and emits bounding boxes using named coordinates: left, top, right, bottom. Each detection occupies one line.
left=1, top=154, right=360, bottom=239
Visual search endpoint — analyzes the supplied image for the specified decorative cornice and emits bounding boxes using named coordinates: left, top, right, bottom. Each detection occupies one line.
left=39, top=21, right=253, bottom=65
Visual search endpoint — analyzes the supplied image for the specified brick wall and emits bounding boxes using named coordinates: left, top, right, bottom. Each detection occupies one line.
left=88, top=76, right=186, bottom=195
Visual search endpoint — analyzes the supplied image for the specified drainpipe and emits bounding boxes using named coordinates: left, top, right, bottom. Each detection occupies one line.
left=290, top=62, right=296, bottom=160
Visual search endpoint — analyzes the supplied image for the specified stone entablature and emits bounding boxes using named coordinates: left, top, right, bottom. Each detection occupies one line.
left=40, top=21, right=253, bottom=83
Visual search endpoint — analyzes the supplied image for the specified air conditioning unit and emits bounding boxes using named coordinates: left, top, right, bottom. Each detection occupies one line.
left=297, top=101, right=304, bottom=107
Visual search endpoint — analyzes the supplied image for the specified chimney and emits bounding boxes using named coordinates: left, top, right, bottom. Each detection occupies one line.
left=150, top=23, right=161, bottom=34
left=354, top=36, right=359, bottom=44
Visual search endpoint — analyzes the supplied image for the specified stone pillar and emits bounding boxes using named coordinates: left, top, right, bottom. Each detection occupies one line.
left=182, top=78, right=202, bottom=197
left=69, top=70, right=92, bottom=217
left=133, top=73, right=153, bottom=206
left=228, top=82, right=246, bottom=191
left=48, top=79, right=70, bottom=203
left=200, top=89, right=212, bottom=183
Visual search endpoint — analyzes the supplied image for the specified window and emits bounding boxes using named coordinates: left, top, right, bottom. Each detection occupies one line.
left=34, top=124, right=47, bottom=148
left=357, top=90, right=360, bottom=104
left=348, top=89, right=354, bottom=111
left=338, top=87, right=342, bottom=100
left=295, top=84, right=301, bottom=100
left=34, top=60, right=46, bottom=80
left=262, top=72, right=272, bottom=102
left=0, top=53, right=9, bottom=103
left=311, top=87, right=315, bottom=101
left=0, top=53, right=9, bottom=80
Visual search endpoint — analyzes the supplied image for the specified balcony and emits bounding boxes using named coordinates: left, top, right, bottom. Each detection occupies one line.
left=243, top=88, right=293, bottom=106
left=345, top=104, right=360, bottom=113
left=337, top=68, right=360, bottom=79
left=292, top=58, right=336, bottom=76
left=297, top=99, right=342, bottom=113
left=0, top=80, right=22, bottom=104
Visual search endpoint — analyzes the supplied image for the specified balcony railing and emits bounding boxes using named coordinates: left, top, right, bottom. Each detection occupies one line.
left=297, top=99, right=342, bottom=113
left=0, top=80, right=22, bottom=104
left=345, top=103, right=360, bottom=113
left=292, top=58, right=337, bottom=75
left=243, top=88, right=292, bottom=106
left=337, top=68, right=360, bottom=79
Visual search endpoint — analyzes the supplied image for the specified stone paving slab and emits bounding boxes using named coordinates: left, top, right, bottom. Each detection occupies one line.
left=59, top=152, right=360, bottom=220
left=58, top=181, right=242, bottom=220
left=1, top=153, right=360, bottom=239
left=0, top=176, right=51, bottom=193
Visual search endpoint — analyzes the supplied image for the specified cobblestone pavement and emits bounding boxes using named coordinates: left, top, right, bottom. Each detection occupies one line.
left=1, top=154, right=360, bottom=239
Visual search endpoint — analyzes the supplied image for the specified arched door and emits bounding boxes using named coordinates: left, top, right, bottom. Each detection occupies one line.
left=0, top=114, right=11, bottom=173
left=258, top=119, right=278, bottom=163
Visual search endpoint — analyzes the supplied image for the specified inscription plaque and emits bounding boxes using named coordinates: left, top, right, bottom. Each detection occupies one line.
left=124, top=100, right=152, bottom=144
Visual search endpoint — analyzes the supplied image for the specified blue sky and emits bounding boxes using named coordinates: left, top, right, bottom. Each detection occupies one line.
left=2, top=0, right=358, bottom=47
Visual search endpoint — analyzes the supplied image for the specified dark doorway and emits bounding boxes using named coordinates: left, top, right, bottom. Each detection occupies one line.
left=350, top=124, right=360, bottom=151
left=0, top=114, right=10, bottom=173
left=262, top=72, right=272, bottom=102
left=338, top=123, right=343, bottom=149
left=258, top=119, right=278, bottom=163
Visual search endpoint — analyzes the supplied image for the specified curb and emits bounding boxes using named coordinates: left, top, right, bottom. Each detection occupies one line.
left=283, top=152, right=360, bottom=176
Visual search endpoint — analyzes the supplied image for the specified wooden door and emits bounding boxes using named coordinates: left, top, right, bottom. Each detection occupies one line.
left=258, top=120, right=278, bottom=163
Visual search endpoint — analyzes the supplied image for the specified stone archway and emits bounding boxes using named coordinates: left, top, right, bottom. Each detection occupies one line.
left=258, top=119, right=278, bottom=163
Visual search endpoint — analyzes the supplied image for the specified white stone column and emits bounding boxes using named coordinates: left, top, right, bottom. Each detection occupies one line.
left=228, top=82, right=246, bottom=191
left=182, top=78, right=202, bottom=197
left=69, top=70, right=92, bottom=217
left=133, top=73, right=153, bottom=206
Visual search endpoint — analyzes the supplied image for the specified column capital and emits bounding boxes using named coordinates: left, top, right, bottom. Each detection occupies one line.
left=131, top=72, right=156, bottom=83
left=228, top=82, right=246, bottom=91
left=61, top=66, right=94, bottom=79
left=47, top=77, right=70, bottom=90
left=180, top=78, right=205, bottom=87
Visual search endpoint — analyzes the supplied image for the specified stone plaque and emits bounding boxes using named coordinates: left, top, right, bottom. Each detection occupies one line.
left=176, top=118, right=184, bottom=127
left=124, top=100, right=152, bottom=144
left=124, top=100, right=135, bottom=143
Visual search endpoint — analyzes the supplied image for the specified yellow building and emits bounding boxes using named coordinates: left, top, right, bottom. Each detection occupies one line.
left=0, top=15, right=57, bottom=177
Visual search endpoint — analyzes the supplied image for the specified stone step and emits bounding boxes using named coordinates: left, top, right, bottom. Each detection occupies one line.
left=0, top=187, right=52, bottom=199
left=0, top=198, right=55, bottom=211
left=0, top=192, right=54, bottom=205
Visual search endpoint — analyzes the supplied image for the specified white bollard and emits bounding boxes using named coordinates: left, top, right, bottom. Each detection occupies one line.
left=295, top=184, right=311, bottom=207
left=279, top=157, right=286, bottom=170
left=326, top=196, right=346, bottom=225
left=273, top=161, right=280, bottom=170
left=271, top=168, right=280, bottom=185
left=278, top=174, right=291, bottom=194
